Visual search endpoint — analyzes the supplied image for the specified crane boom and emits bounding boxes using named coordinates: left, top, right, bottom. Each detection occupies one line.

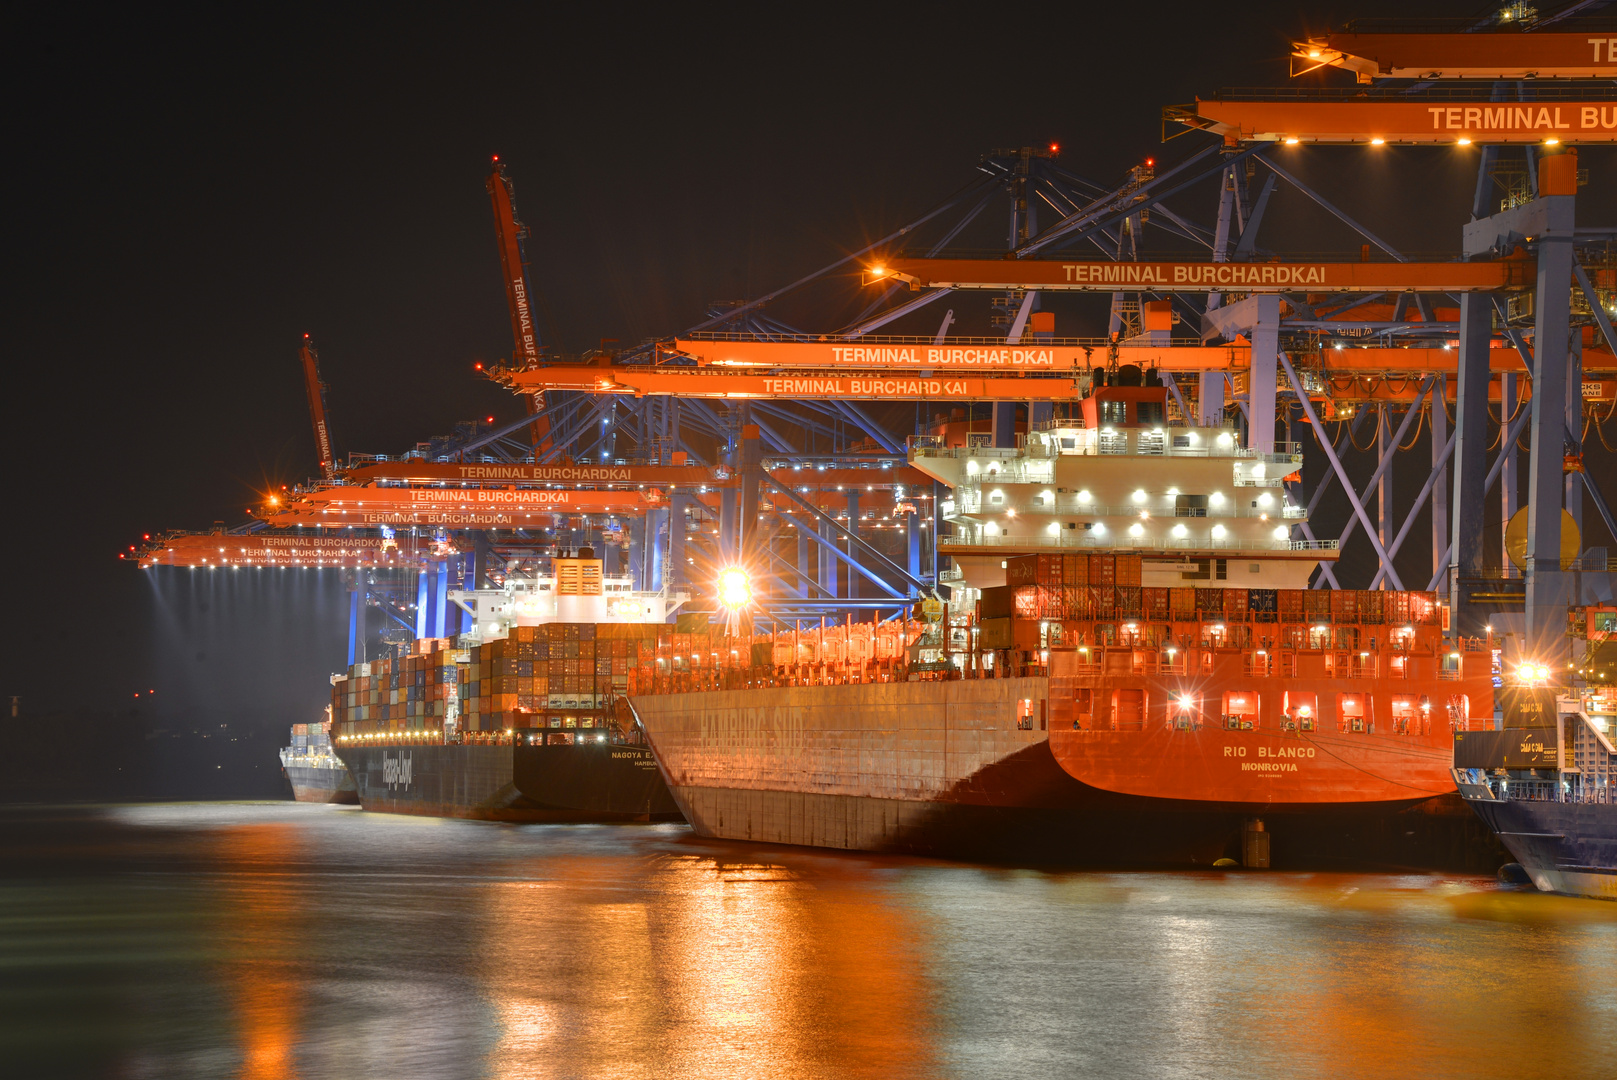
left=486, top=158, right=541, bottom=367
left=1166, top=94, right=1617, bottom=146
left=1293, top=32, right=1617, bottom=82
left=486, top=156, right=552, bottom=453
left=298, top=335, right=337, bottom=481
left=875, top=257, right=1526, bottom=292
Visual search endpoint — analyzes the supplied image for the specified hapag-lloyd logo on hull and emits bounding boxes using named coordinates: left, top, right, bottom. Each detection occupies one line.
left=382, top=751, right=413, bottom=789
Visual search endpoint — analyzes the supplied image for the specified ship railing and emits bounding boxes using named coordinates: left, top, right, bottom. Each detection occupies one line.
left=947, top=493, right=1312, bottom=525
left=939, top=533, right=1336, bottom=553
left=1131, top=654, right=1189, bottom=676
left=910, top=439, right=1299, bottom=463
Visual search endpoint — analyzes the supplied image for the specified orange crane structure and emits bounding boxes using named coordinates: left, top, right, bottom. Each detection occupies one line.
left=1292, top=28, right=1617, bottom=81
left=298, top=334, right=337, bottom=482
left=486, top=156, right=551, bottom=453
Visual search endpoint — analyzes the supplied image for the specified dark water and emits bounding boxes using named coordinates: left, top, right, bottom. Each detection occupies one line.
left=3, top=804, right=1615, bottom=1080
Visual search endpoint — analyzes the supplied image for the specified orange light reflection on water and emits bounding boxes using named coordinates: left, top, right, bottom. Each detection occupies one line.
left=212, top=822, right=304, bottom=1080
left=479, top=850, right=938, bottom=1079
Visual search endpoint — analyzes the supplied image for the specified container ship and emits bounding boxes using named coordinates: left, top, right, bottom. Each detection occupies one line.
left=327, top=551, right=683, bottom=822
left=279, top=715, right=357, bottom=803
left=1454, top=610, right=1617, bottom=898
left=628, top=373, right=1503, bottom=869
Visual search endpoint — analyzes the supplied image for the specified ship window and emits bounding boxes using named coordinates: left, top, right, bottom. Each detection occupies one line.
left=1223, top=692, right=1259, bottom=730
left=1388, top=696, right=1426, bottom=735
left=549, top=717, right=562, bottom=728
left=1175, top=494, right=1208, bottom=517
left=1339, top=694, right=1367, bottom=733
left=1100, top=400, right=1128, bottom=424
left=1137, top=401, right=1164, bottom=425
left=1170, top=691, right=1200, bottom=730
left=1283, top=691, right=1318, bottom=732
left=1113, top=688, right=1146, bottom=730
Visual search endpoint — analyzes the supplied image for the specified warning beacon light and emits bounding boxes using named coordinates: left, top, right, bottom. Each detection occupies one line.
left=717, top=567, right=753, bottom=609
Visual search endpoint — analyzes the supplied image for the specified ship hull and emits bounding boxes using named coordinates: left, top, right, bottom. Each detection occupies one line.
left=1462, top=797, right=1617, bottom=899
left=336, top=742, right=682, bottom=823
left=283, top=763, right=358, bottom=804
left=512, top=742, right=683, bottom=821
left=631, top=680, right=1502, bottom=869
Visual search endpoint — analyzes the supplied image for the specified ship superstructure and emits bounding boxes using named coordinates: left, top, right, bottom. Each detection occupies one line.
left=921, top=374, right=1329, bottom=593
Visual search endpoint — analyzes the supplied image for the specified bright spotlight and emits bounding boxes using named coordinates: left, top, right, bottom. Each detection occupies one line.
left=718, top=567, right=752, bottom=608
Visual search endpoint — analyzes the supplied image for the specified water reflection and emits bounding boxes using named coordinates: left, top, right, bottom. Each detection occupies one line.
left=1, top=805, right=1614, bottom=1080
left=211, top=823, right=303, bottom=1079
left=479, top=850, right=937, bottom=1078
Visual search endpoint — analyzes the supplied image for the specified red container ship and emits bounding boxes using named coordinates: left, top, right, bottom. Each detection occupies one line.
left=628, top=373, right=1504, bottom=868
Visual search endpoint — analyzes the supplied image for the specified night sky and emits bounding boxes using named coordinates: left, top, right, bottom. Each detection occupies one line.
left=8, top=3, right=1612, bottom=788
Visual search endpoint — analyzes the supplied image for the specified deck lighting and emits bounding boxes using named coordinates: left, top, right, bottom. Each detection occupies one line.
left=1172, top=523, right=1188, bottom=539
left=1092, top=523, right=1106, bottom=537
left=1077, top=490, right=1092, bottom=504
left=1047, top=522, right=1061, bottom=536
left=1457, top=137, right=1472, bottom=146
left=1216, top=432, right=1234, bottom=448
left=1132, top=489, right=1147, bottom=504
left=1284, top=137, right=1300, bottom=145
left=1370, top=138, right=1384, bottom=145
left=1273, top=526, right=1289, bottom=539
left=1128, top=523, right=1144, bottom=537
left=1545, top=138, right=1560, bottom=146
left=1210, top=492, right=1225, bottom=507
left=1516, top=661, right=1552, bottom=686
left=1211, top=525, right=1226, bottom=539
